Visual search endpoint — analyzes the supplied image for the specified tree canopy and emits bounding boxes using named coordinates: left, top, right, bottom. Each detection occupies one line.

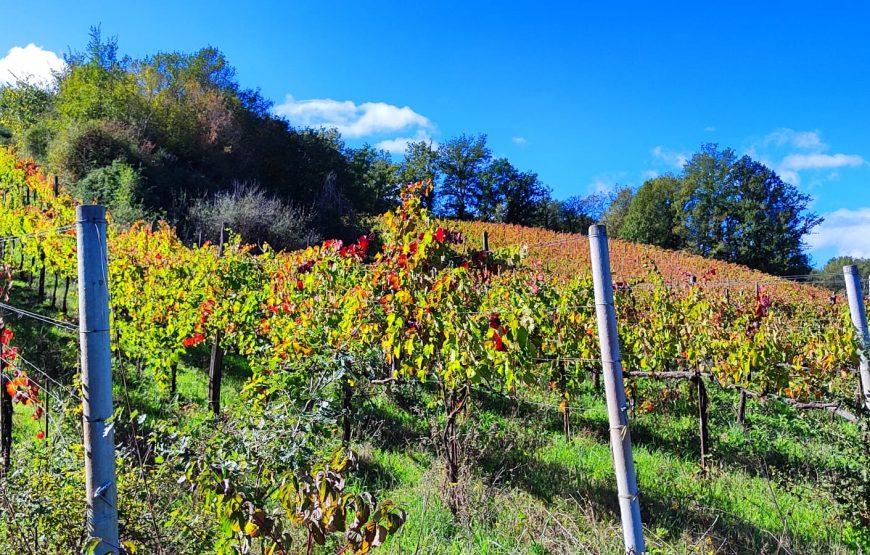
left=620, top=144, right=822, bottom=275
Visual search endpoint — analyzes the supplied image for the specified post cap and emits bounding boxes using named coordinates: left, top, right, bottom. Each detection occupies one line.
left=589, top=223, right=607, bottom=238
left=76, top=205, right=107, bottom=223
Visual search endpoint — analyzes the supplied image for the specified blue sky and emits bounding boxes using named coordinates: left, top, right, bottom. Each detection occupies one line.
left=1, top=0, right=868, bottom=265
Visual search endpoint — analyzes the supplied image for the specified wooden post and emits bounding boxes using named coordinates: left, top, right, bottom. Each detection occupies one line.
left=694, top=373, right=709, bottom=471
left=0, top=325, right=12, bottom=475
left=37, top=252, right=46, bottom=298
left=170, top=363, right=177, bottom=397
left=208, top=227, right=227, bottom=415
left=62, top=276, right=71, bottom=315
left=737, top=389, right=748, bottom=429
left=51, top=272, right=59, bottom=308
left=589, top=224, right=646, bottom=554
left=843, top=265, right=870, bottom=411
left=342, top=379, right=353, bottom=446
left=76, top=205, right=120, bottom=554
left=53, top=175, right=59, bottom=197
left=482, top=231, right=489, bottom=253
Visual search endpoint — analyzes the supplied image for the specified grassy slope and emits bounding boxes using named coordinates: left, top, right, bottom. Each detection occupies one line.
left=350, top=379, right=866, bottom=554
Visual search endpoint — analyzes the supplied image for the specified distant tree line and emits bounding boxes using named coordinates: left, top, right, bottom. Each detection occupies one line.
left=618, top=144, right=822, bottom=275
left=0, top=30, right=826, bottom=276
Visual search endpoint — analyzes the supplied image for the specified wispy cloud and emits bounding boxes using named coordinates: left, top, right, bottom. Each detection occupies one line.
left=747, top=128, right=865, bottom=185
left=806, top=207, right=870, bottom=258
left=274, top=94, right=433, bottom=138
left=704, top=126, right=716, bottom=132
left=761, top=128, right=824, bottom=150
left=651, top=146, right=688, bottom=169
left=0, top=43, right=64, bottom=87
left=512, top=136, right=528, bottom=146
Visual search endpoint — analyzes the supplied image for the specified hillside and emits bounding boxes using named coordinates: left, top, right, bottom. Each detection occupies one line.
left=451, top=220, right=836, bottom=304
left=0, top=151, right=867, bottom=554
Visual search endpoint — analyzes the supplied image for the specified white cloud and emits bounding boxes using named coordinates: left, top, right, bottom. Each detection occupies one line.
left=651, top=145, right=688, bottom=169
left=375, top=130, right=438, bottom=154
left=780, top=153, right=865, bottom=172
left=744, top=128, right=866, bottom=186
left=512, top=136, right=528, bottom=146
left=641, top=169, right=659, bottom=180
left=0, top=43, right=64, bottom=87
left=762, top=128, right=824, bottom=150
left=704, top=126, right=716, bottom=132
left=806, top=208, right=870, bottom=258
left=274, top=94, right=433, bottom=138
left=589, top=178, right=615, bottom=194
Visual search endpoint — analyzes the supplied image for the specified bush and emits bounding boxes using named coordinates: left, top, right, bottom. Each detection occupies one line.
left=21, top=122, right=53, bottom=161
left=47, top=120, right=139, bottom=183
left=189, top=183, right=318, bottom=251
left=76, top=159, right=148, bottom=226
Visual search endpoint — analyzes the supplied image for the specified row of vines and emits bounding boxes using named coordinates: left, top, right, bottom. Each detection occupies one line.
left=0, top=145, right=864, bottom=553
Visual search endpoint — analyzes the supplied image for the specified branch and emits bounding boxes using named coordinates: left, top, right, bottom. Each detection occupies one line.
left=739, top=388, right=858, bottom=423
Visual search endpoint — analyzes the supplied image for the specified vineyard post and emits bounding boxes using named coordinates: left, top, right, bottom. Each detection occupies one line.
left=482, top=230, right=489, bottom=252
left=208, top=226, right=226, bottom=415
left=738, top=283, right=761, bottom=428
left=76, top=205, right=120, bottom=554
left=843, top=265, right=870, bottom=411
left=0, top=325, right=12, bottom=474
left=589, top=224, right=646, bottom=554
left=694, top=373, right=709, bottom=471
left=38, top=251, right=46, bottom=298
left=62, top=276, right=71, bottom=315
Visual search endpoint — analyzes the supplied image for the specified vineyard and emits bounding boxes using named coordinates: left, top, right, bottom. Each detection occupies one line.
left=0, top=145, right=868, bottom=554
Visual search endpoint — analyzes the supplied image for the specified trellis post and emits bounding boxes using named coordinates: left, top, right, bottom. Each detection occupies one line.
left=843, top=265, right=870, bottom=411
left=77, top=205, right=120, bottom=554
left=589, top=224, right=645, bottom=554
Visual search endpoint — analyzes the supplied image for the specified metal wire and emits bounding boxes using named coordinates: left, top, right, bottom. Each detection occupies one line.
left=0, top=225, right=75, bottom=244
left=0, top=301, right=78, bottom=332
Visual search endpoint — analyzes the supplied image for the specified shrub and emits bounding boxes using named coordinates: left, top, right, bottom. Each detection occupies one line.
left=76, top=159, right=148, bottom=226
left=189, top=183, right=318, bottom=251
left=47, top=119, right=139, bottom=183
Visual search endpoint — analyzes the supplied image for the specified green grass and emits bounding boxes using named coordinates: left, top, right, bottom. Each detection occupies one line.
left=348, top=379, right=869, bottom=554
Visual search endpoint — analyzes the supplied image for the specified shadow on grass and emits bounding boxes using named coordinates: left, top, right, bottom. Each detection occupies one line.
left=354, top=396, right=431, bottom=453
left=478, top=448, right=825, bottom=554
left=354, top=453, right=403, bottom=491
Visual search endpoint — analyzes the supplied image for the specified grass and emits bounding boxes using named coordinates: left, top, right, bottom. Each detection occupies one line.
left=348, top=378, right=869, bottom=554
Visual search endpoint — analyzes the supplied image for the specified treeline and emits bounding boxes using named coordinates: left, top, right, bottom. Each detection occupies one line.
left=0, top=30, right=600, bottom=246
left=619, top=145, right=823, bottom=275
left=0, top=30, right=827, bottom=275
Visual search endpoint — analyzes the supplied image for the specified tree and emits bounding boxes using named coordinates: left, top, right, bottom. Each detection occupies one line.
left=680, top=144, right=822, bottom=275
left=189, top=183, right=317, bottom=250
left=818, top=256, right=870, bottom=290
left=398, top=140, right=439, bottom=209
left=479, top=158, right=550, bottom=226
left=347, top=144, right=400, bottom=215
left=620, top=174, right=683, bottom=249
left=0, top=81, right=55, bottom=139
left=437, top=134, right=491, bottom=219
left=601, top=186, right=634, bottom=238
